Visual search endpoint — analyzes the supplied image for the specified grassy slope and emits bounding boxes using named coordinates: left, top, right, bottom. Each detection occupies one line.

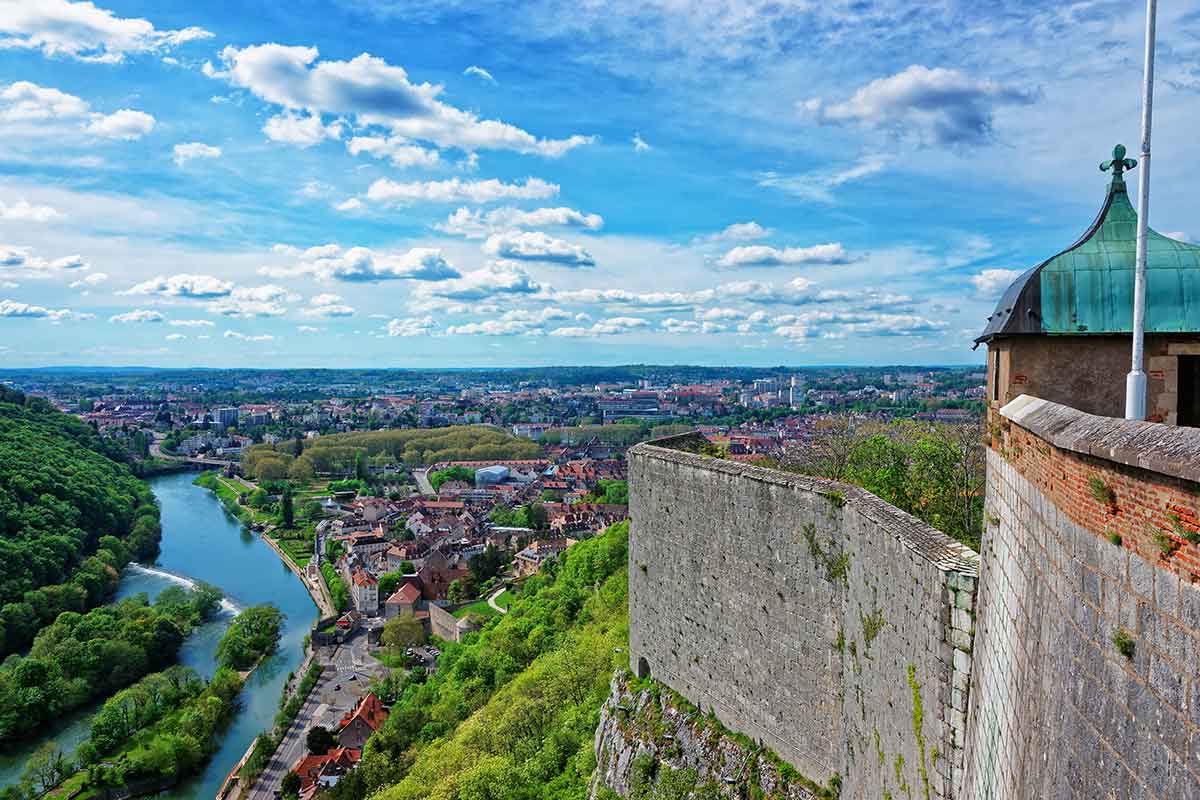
left=357, top=523, right=629, bottom=800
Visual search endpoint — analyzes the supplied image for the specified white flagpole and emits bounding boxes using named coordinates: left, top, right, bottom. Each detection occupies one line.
left=1126, top=0, right=1157, bottom=420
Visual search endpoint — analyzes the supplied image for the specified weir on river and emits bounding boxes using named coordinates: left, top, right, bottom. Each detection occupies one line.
left=0, top=471, right=319, bottom=796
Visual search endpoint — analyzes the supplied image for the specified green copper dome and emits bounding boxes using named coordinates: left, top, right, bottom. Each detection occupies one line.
left=976, top=145, right=1200, bottom=344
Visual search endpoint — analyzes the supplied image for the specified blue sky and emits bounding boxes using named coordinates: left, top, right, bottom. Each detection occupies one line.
left=2, top=0, right=1200, bottom=368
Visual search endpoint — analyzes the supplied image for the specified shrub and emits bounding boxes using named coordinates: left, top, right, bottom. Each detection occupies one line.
left=1112, top=628, right=1135, bottom=659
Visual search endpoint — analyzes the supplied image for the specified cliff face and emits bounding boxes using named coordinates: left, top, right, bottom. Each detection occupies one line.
left=589, top=672, right=835, bottom=800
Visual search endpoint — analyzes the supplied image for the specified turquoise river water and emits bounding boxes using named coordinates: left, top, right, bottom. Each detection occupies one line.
left=0, top=471, right=318, bottom=797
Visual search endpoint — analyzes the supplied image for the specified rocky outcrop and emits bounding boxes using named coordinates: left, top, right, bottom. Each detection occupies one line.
left=589, top=671, right=837, bottom=800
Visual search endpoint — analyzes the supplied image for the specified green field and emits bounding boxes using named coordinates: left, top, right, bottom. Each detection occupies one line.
left=451, top=598, right=498, bottom=619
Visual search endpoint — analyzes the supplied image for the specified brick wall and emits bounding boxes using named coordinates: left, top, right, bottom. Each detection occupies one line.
left=628, top=435, right=979, bottom=799
left=963, top=396, right=1200, bottom=799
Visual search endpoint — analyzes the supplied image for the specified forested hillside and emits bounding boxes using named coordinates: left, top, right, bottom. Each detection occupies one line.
left=0, top=386, right=161, bottom=655
left=242, top=425, right=543, bottom=480
left=326, top=522, right=630, bottom=800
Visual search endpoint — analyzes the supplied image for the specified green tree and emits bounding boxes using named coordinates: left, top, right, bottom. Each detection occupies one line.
left=282, top=771, right=302, bottom=798
left=381, top=613, right=425, bottom=652
left=280, top=485, right=295, bottom=528
left=306, top=726, right=336, bottom=755
left=24, top=741, right=71, bottom=794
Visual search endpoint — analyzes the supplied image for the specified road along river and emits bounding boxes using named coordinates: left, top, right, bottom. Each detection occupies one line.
left=0, top=471, right=318, bottom=797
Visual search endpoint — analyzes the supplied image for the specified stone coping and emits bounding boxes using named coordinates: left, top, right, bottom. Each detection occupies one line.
left=631, top=432, right=980, bottom=575
left=1000, top=394, right=1200, bottom=484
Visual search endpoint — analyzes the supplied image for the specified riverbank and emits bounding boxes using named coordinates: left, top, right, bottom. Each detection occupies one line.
left=258, top=530, right=336, bottom=618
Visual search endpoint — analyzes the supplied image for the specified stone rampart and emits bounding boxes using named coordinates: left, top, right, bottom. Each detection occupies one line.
left=628, top=434, right=979, bottom=800
left=963, top=396, right=1200, bottom=799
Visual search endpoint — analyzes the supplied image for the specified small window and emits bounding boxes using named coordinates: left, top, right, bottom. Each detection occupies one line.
left=1179, top=356, right=1200, bottom=427
left=635, top=656, right=651, bottom=679
left=991, top=350, right=1001, bottom=402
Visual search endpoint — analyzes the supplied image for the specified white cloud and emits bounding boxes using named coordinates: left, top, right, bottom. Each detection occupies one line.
left=482, top=230, right=595, bottom=267
left=69, top=271, right=107, bottom=288
left=0, top=0, right=213, bottom=63
left=173, top=141, right=221, bottom=165
left=223, top=330, right=275, bottom=342
left=0, top=298, right=86, bottom=320
left=693, top=221, right=771, bottom=245
left=168, top=318, right=213, bottom=327
left=0, top=199, right=61, bottom=222
left=970, top=268, right=1024, bottom=298
left=385, top=315, right=436, bottom=337
left=804, top=65, right=1036, bottom=146
left=346, top=135, right=439, bottom=167
left=262, top=244, right=460, bottom=283
left=122, top=273, right=234, bottom=298
left=85, top=108, right=155, bottom=140
left=549, top=287, right=715, bottom=308
left=263, top=110, right=343, bottom=147
left=758, top=154, right=890, bottom=202
left=206, top=285, right=294, bottom=317
left=213, top=45, right=592, bottom=157
left=715, top=242, right=855, bottom=268
left=463, top=65, right=496, bottom=83
left=1, top=81, right=154, bottom=139
left=445, top=306, right=571, bottom=336
left=436, top=206, right=603, bottom=239
left=297, top=325, right=320, bottom=333
left=335, top=198, right=363, bottom=213
left=361, top=176, right=557, bottom=207
left=632, top=132, right=651, bottom=152
left=165, top=332, right=185, bottom=341
left=418, top=260, right=540, bottom=302
left=0, top=244, right=89, bottom=275
left=109, top=308, right=165, bottom=323
left=549, top=316, right=649, bottom=337
left=302, top=292, right=355, bottom=317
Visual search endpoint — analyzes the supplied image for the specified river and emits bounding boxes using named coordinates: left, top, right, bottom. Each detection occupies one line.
left=0, top=471, right=319, bottom=796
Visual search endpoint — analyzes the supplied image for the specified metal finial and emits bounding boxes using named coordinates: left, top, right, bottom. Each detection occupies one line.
left=1100, top=144, right=1138, bottom=178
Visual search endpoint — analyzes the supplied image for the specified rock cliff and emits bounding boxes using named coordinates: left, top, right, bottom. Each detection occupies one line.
left=589, top=671, right=838, bottom=800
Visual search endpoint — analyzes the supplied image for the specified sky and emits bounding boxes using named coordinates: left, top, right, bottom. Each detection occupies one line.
left=2, top=0, right=1200, bottom=369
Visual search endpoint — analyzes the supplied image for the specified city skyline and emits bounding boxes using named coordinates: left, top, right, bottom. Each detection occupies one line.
left=3, top=1, right=1200, bottom=368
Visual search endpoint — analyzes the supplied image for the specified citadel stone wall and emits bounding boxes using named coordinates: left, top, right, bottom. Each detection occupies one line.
left=628, top=435, right=979, bottom=800
left=963, top=396, right=1200, bottom=799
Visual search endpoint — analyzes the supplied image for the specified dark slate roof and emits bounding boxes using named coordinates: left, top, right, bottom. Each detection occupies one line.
left=976, top=147, right=1200, bottom=345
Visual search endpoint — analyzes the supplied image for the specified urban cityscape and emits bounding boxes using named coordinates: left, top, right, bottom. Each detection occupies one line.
left=2, top=2, right=1199, bottom=800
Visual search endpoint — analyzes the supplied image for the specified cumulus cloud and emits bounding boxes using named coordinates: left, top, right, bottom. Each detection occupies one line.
left=715, top=242, right=855, bottom=268
left=549, top=316, right=649, bottom=337
left=0, top=244, right=89, bottom=275
left=69, top=271, right=108, bottom=289
left=632, top=132, right=651, bottom=152
left=0, top=0, right=212, bottom=63
left=0, top=81, right=155, bottom=139
left=262, top=244, right=460, bottom=283
left=360, top=176, right=557, bottom=207
left=85, top=108, right=154, bottom=139
left=346, top=135, right=439, bottom=167
left=385, top=315, right=436, bottom=337
left=971, top=268, right=1024, bottom=298
left=109, top=308, right=165, bottom=323
left=263, top=110, right=343, bottom=147
left=302, top=292, right=355, bottom=317
left=223, top=330, right=275, bottom=342
left=168, top=318, right=213, bottom=327
left=771, top=309, right=948, bottom=339
left=693, top=221, right=771, bottom=245
left=418, top=260, right=540, bottom=302
left=0, top=298, right=87, bottom=320
left=445, top=307, right=571, bottom=336
left=482, top=230, right=595, bottom=267
left=205, top=285, right=294, bottom=317
left=165, top=332, right=185, bottom=341
left=436, top=206, right=602, bottom=239
left=122, top=273, right=233, bottom=298
left=803, top=65, right=1036, bottom=146
left=173, top=141, right=221, bottom=165
left=549, top=287, right=715, bottom=308
left=0, top=199, right=61, bottom=222
left=463, top=65, right=496, bottom=83
left=212, top=44, right=592, bottom=157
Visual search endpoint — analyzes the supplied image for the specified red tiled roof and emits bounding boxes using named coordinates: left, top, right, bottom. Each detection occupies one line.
left=387, top=583, right=422, bottom=605
left=338, top=692, right=389, bottom=733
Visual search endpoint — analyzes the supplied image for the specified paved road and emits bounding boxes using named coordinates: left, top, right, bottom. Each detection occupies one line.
left=413, top=467, right=435, bottom=496
left=487, top=585, right=509, bottom=615
left=244, top=636, right=391, bottom=800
